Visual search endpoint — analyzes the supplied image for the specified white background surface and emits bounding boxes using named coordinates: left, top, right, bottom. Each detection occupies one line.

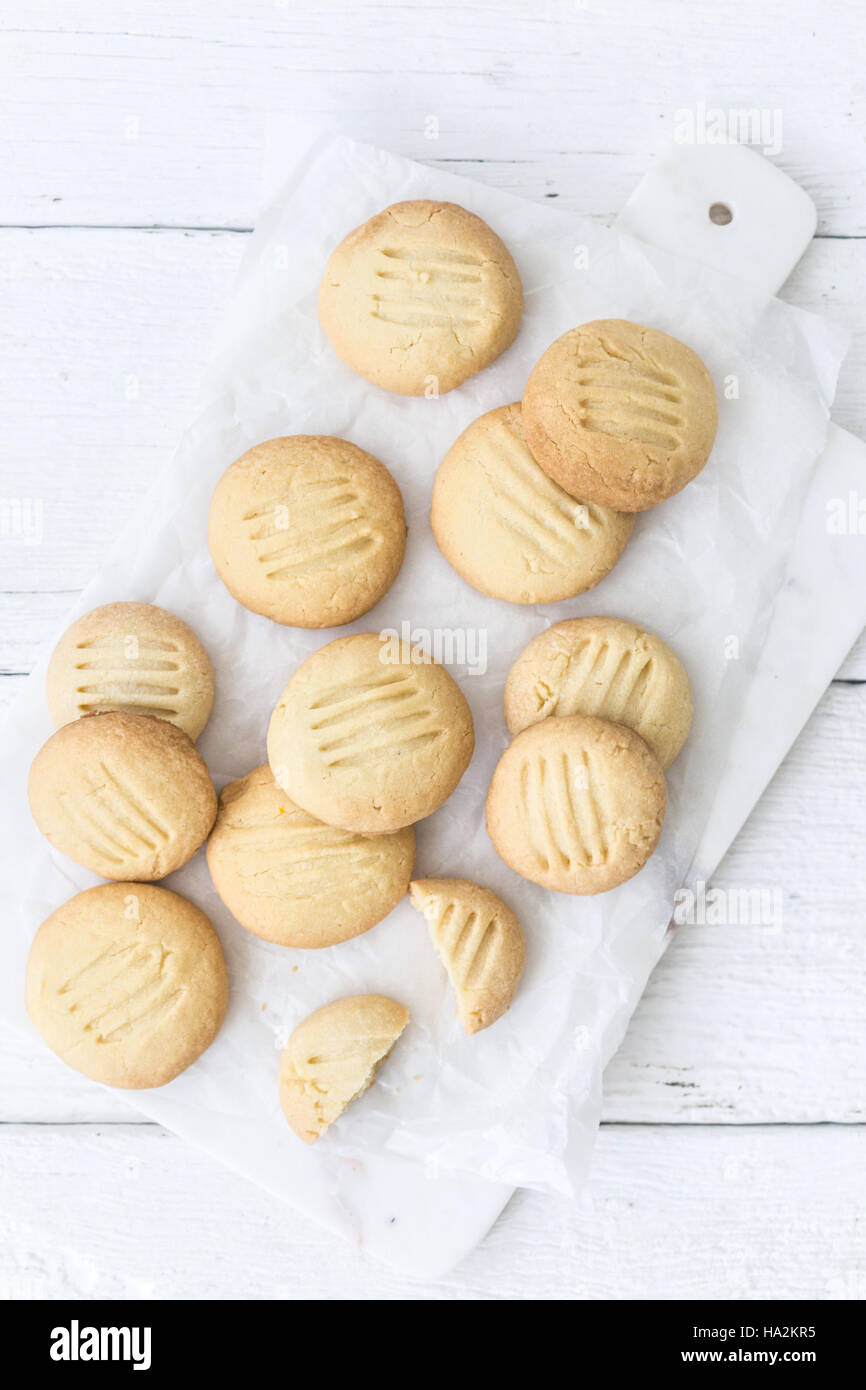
left=1, top=0, right=864, bottom=1300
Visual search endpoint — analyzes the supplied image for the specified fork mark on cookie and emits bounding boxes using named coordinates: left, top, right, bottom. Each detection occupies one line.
left=56, top=944, right=182, bottom=1048
left=429, top=899, right=502, bottom=992
left=553, top=638, right=657, bottom=731
left=381, top=245, right=483, bottom=268
left=325, top=727, right=444, bottom=769
left=370, top=248, right=486, bottom=332
left=371, top=298, right=481, bottom=330
left=574, top=341, right=686, bottom=451
left=264, top=530, right=378, bottom=581
left=56, top=790, right=136, bottom=864
left=308, top=670, right=412, bottom=712
left=94, top=761, right=171, bottom=848
left=519, top=751, right=609, bottom=871
left=478, top=422, right=592, bottom=564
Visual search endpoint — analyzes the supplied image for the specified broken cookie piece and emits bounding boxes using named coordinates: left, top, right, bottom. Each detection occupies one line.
left=278, top=994, right=409, bottom=1144
left=409, top=877, right=525, bottom=1034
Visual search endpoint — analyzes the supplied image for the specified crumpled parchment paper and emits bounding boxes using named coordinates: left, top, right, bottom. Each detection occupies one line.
left=0, top=126, right=848, bottom=1201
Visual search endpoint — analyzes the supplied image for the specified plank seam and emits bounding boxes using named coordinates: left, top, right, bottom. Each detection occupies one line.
left=2, top=1118, right=865, bottom=1130
left=0, top=224, right=862, bottom=242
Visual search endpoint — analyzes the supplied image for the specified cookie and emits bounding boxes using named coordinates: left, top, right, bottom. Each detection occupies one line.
left=208, top=436, right=407, bottom=628
left=486, top=714, right=666, bottom=894
left=318, top=200, right=523, bottom=396
left=430, top=403, right=634, bottom=603
left=206, top=765, right=415, bottom=948
left=267, top=632, right=475, bottom=834
left=26, top=882, right=227, bottom=1089
left=28, top=711, right=217, bottom=881
left=409, top=877, right=525, bottom=1034
left=45, top=601, right=214, bottom=740
left=504, top=617, right=692, bottom=768
left=279, top=994, right=409, bottom=1144
left=523, top=319, right=718, bottom=511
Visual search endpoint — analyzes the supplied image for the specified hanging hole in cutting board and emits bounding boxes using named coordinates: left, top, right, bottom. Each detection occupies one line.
left=709, top=202, right=734, bottom=225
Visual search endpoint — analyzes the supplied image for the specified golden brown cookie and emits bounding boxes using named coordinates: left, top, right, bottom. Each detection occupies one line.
left=486, top=714, right=666, bottom=894
left=522, top=319, right=718, bottom=511
left=208, top=436, right=407, bottom=628
left=504, top=617, right=692, bottom=768
left=279, top=994, right=409, bottom=1144
left=26, top=882, right=228, bottom=1089
left=409, top=877, right=525, bottom=1034
left=206, top=765, right=415, bottom=948
left=28, top=711, right=217, bottom=881
left=431, top=403, right=634, bottom=603
left=45, top=601, right=214, bottom=740
left=267, top=632, right=475, bottom=834
left=318, top=200, right=523, bottom=395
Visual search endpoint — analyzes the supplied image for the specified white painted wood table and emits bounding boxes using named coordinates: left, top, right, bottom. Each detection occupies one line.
left=1, top=1, right=865, bottom=1300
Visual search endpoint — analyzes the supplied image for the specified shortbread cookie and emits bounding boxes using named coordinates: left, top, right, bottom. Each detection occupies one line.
left=208, top=436, right=407, bottom=628
left=279, top=994, right=409, bottom=1144
left=409, top=877, right=525, bottom=1034
left=486, top=714, right=666, bottom=894
left=431, top=403, right=634, bottom=603
left=505, top=617, right=692, bottom=768
left=26, top=882, right=227, bottom=1089
left=207, top=765, right=415, bottom=948
left=28, top=711, right=217, bottom=881
left=267, top=632, right=474, bottom=833
left=318, top=200, right=523, bottom=395
left=46, top=601, right=214, bottom=740
left=523, top=319, right=718, bottom=511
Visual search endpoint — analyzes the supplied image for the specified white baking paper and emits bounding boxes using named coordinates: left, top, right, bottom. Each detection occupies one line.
left=0, top=127, right=849, bottom=1215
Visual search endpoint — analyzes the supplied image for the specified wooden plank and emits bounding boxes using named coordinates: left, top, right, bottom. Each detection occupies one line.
left=0, top=1121, right=863, bottom=1298
left=1, top=2, right=865, bottom=234
left=3, top=681, right=865, bottom=1124
left=0, top=228, right=243, bottom=592
left=0, top=599, right=77, bottom=676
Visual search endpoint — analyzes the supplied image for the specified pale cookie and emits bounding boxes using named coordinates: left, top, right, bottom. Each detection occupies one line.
left=504, top=617, right=692, bottom=768
left=523, top=319, right=718, bottom=511
left=409, top=877, right=525, bottom=1034
left=46, top=601, right=214, bottom=740
left=431, top=403, right=634, bottom=603
left=279, top=994, right=409, bottom=1144
left=486, top=714, right=666, bottom=894
left=207, top=765, right=415, bottom=948
left=28, top=711, right=217, bottom=881
left=208, top=436, right=407, bottom=628
left=318, top=200, right=523, bottom=396
left=267, top=632, right=474, bottom=834
left=26, top=882, right=228, bottom=1089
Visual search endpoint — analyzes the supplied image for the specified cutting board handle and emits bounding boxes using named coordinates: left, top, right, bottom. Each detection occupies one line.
left=616, top=141, right=817, bottom=297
